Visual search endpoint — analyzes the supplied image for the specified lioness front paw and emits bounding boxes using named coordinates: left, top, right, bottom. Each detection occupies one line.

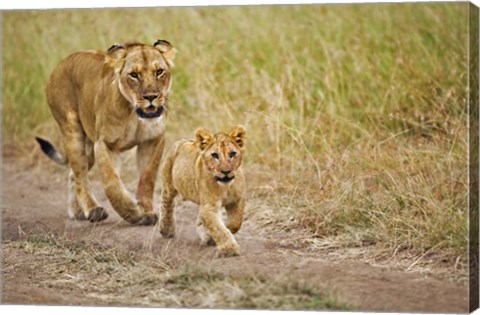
left=71, top=211, right=87, bottom=220
left=87, top=207, right=109, bottom=222
left=216, top=242, right=241, bottom=258
left=136, top=212, right=158, bottom=226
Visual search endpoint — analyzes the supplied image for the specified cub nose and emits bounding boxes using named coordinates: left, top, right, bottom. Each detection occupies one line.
left=221, top=170, right=230, bottom=176
left=143, top=94, right=158, bottom=102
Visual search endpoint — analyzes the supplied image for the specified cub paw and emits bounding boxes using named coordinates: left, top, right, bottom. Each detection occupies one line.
left=199, top=236, right=216, bottom=246
left=215, top=242, right=240, bottom=258
left=87, top=207, right=109, bottom=222
left=206, top=238, right=216, bottom=246
left=136, top=212, right=158, bottom=226
left=159, top=221, right=176, bottom=238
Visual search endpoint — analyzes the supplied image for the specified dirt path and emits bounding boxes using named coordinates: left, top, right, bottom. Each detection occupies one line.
left=1, top=157, right=469, bottom=312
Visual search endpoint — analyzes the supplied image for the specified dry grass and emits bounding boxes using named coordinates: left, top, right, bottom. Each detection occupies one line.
left=2, top=234, right=349, bottom=310
left=2, top=3, right=470, bottom=266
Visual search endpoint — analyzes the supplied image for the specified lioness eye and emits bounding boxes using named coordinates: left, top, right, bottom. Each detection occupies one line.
left=229, top=151, right=237, bottom=158
left=130, top=72, right=139, bottom=78
left=211, top=153, right=219, bottom=159
left=156, top=69, right=164, bottom=77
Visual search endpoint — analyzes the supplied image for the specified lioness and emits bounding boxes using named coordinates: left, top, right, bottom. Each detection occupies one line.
left=36, top=40, right=176, bottom=225
left=159, top=125, right=247, bottom=257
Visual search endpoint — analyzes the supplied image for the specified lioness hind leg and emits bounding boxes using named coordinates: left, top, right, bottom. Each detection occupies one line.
left=67, top=170, right=84, bottom=220
left=62, top=115, right=107, bottom=222
left=67, top=141, right=100, bottom=221
left=225, top=199, right=245, bottom=234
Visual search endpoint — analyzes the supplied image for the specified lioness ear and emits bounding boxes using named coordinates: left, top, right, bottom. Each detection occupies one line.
left=154, top=39, right=177, bottom=67
left=229, top=125, right=247, bottom=148
left=195, top=128, right=213, bottom=150
left=105, top=44, right=126, bottom=70
left=107, top=44, right=125, bottom=56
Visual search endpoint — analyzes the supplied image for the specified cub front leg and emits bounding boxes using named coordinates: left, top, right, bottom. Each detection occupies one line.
left=159, top=186, right=177, bottom=238
left=159, top=150, right=177, bottom=238
left=94, top=140, right=150, bottom=225
left=196, top=215, right=215, bottom=246
left=136, top=137, right=164, bottom=225
left=199, top=202, right=240, bottom=257
left=225, top=199, right=245, bottom=234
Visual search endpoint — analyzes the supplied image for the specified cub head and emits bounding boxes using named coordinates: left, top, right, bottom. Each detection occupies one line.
left=195, top=125, right=247, bottom=185
left=105, top=39, right=177, bottom=119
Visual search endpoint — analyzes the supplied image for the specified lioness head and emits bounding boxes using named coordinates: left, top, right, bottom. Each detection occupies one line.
left=195, top=125, right=247, bottom=185
left=105, top=40, right=177, bottom=119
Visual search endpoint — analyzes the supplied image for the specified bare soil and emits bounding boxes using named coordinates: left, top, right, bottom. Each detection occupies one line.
left=1, top=156, right=469, bottom=312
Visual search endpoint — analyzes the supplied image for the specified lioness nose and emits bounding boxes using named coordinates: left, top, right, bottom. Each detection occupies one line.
left=143, top=94, right=158, bottom=102
left=221, top=170, right=230, bottom=175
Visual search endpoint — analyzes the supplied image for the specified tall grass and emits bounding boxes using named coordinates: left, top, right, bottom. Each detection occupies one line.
left=2, top=3, right=469, bottom=264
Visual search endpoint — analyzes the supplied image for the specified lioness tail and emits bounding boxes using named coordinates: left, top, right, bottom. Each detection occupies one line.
left=35, top=137, right=68, bottom=165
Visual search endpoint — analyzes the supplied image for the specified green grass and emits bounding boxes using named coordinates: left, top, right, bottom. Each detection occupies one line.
left=2, top=3, right=470, bottom=265
left=3, top=235, right=349, bottom=310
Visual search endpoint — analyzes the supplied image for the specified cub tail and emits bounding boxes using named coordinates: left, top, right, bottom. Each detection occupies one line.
left=35, top=137, right=68, bottom=165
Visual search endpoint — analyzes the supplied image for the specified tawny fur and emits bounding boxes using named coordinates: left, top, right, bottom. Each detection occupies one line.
left=159, top=125, right=247, bottom=257
left=40, top=40, right=177, bottom=224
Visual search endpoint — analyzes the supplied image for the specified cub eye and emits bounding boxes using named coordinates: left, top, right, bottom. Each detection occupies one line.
left=229, top=151, right=237, bottom=158
left=211, top=152, right=219, bottom=159
left=129, top=72, right=139, bottom=79
left=156, top=69, right=164, bottom=77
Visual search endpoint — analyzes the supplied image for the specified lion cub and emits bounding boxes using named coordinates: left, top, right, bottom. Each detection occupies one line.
left=159, top=125, right=246, bottom=257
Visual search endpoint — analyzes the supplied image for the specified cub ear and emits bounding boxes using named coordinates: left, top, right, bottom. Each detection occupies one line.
left=195, top=128, right=213, bottom=150
left=153, top=39, right=177, bottom=67
left=229, top=125, right=247, bottom=148
left=105, top=44, right=126, bottom=70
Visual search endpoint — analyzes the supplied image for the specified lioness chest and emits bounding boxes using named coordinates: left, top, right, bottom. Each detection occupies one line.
left=103, top=115, right=165, bottom=151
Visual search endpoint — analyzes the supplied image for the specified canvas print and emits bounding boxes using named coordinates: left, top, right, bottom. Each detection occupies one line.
left=1, top=2, right=478, bottom=313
